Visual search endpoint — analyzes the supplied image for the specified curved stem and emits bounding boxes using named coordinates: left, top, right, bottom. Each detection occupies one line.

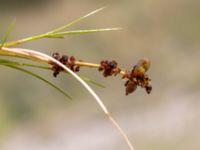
left=0, top=47, right=134, bottom=150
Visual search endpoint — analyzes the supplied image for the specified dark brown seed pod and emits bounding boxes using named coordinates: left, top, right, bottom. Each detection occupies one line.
left=99, top=60, right=120, bottom=77
left=145, top=85, right=152, bottom=94
left=52, top=52, right=61, bottom=60
left=125, top=80, right=137, bottom=95
left=69, top=56, right=75, bottom=62
left=108, top=60, right=117, bottom=68
left=60, top=55, right=68, bottom=64
left=50, top=53, right=80, bottom=77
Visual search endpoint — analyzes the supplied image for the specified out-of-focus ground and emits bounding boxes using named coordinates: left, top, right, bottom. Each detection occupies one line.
left=0, top=0, right=200, bottom=150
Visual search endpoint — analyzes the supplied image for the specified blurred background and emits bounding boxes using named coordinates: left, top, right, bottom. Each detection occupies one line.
left=0, top=0, right=200, bottom=150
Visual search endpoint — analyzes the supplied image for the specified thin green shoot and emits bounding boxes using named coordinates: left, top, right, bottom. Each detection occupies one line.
left=0, top=19, right=16, bottom=47
left=0, top=59, right=50, bottom=69
left=49, top=28, right=122, bottom=37
left=0, top=59, right=105, bottom=88
left=1, top=7, right=121, bottom=48
left=1, top=64, right=72, bottom=100
left=48, top=7, right=106, bottom=34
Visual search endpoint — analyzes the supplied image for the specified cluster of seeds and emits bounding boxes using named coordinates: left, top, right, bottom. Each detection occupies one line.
left=98, top=58, right=152, bottom=95
left=50, top=52, right=80, bottom=77
left=122, top=58, right=152, bottom=95
left=50, top=52, right=152, bottom=95
left=98, top=60, right=121, bottom=77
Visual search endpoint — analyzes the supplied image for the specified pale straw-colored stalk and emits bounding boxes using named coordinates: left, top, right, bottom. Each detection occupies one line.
left=1, top=47, right=134, bottom=150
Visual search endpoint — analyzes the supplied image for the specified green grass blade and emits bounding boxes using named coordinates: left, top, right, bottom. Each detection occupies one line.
left=49, top=7, right=106, bottom=34
left=0, top=59, right=50, bottom=69
left=2, top=64, right=72, bottom=100
left=2, top=7, right=121, bottom=47
left=0, top=19, right=16, bottom=47
left=50, top=28, right=122, bottom=37
left=46, top=34, right=65, bottom=38
left=0, top=59, right=104, bottom=88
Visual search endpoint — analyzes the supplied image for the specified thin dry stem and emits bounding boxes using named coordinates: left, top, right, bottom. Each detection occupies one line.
left=75, top=61, right=126, bottom=75
left=0, top=47, right=134, bottom=150
left=108, top=113, right=134, bottom=150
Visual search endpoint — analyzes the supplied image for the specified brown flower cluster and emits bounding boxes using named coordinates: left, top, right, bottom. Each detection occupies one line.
left=50, top=52, right=152, bottom=96
left=122, top=58, right=152, bottom=95
left=50, top=52, right=80, bottom=77
left=98, top=60, right=121, bottom=77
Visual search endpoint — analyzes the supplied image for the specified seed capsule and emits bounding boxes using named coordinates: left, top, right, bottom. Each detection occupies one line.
left=52, top=52, right=61, bottom=60
left=132, top=58, right=151, bottom=78
left=145, top=85, right=152, bottom=94
left=125, top=80, right=137, bottom=95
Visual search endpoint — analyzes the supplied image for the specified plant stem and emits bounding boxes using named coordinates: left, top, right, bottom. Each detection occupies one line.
left=0, top=46, right=134, bottom=150
left=2, top=28, right=121, bottom=48
left=47, top=7, right=106, bottom=34
left=2, top=34, right=47, bottom=47
left=108, top=113, right=134, bottom=150
left=75, top=60, right=126, bottom=75
left=0, top=46, right=127, bottom=76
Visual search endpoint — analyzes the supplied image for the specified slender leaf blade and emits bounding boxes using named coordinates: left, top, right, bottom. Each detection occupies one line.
left=0, top=19, right=16, bottom=47
left=0, top=59, right=50, bottom=69
left=49, top=7, right=106, bottom=34
left=51, top=28, right=122, bottom=37
left=0, top=59, right=104, bottom=88
left=2, top=64, right=72, bottom=100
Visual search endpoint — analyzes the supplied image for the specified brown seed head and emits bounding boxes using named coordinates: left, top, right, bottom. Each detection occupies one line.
left=132, top=58, right=151, bottom=78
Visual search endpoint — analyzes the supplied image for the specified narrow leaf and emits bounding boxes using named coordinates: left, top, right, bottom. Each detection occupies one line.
left=49, top=7, right=106, bottom=34
left=0, top=59, right=104, bottom=88
left=52, top=28, right=122, bottom=36
left=46, top=34, right=65, bottom=38
left=2, top=64, right=72, bottom=100
left=0, top=59, right=50, bottom=70
left=0, top=19, right=16, bottom=47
